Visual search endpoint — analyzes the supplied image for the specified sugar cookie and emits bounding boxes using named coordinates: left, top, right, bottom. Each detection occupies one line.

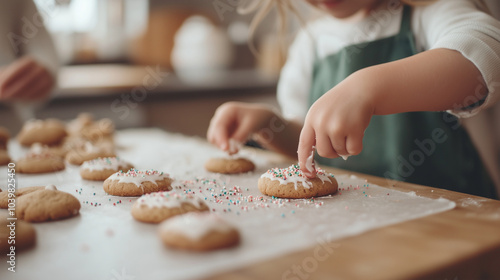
left=0, top=186, right=45, bottom=208
left=103, top=169, right=173, bottom=197
left=65, top=142, right=115, bottom=165
left=159, top=212, right=240, bottom=251
left=80, top=157, right=133, bottom=181
left=205, top=157, right=255, bottom=174
left=132, top=191, right=209, bottom=223
left=17, top=119, right=67, bottom=147
left=16, top=147, right=65, bottom=174
left=258, top=164, right=338, bottom=199
left=0, top=214, right=36, bottom=254
left=16, top=185, right=81, bottom=222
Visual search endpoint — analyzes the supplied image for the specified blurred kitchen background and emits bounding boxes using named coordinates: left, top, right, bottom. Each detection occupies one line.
left=0, top=0, right=303, bottom=136
left=0, top=0, right=499, bottom=141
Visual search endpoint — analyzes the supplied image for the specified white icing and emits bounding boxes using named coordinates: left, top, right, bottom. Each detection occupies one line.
left=30, top=143, right=44, bottom=154
left=81, top=157, right=131, bottom=172
left=136, top=191, right=205, bottom=209
left=339, top=154, right=349, bottom=161
left=260, top=165, right=334, bottom=190
left=305, top=146, right=316, bottom=175
left=228, top=138, right=242, bottom=154
left=159, top=212, right=233, bottom=241
left=45, top=184, right=57, bottom=190
left=107, top=170, right=171, bottom=188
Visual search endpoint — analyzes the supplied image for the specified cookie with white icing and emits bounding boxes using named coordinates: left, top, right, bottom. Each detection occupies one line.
left=16, top=146, right=65, bottom=174
left=258, top=164, right=338, bottom=199
left=0, top=186, right=45, bottom=208
left=0, top=213, right=36, bottom=254
left=80, top=157, right=133, bottom=181
left=16, top=185, right=81, bottom=222
left=159, top=212, right=240, bottom=251
left=65, top=142, right=115, bottom=165
left=205, top=157, right=255, bottom=174
left=103, top=169, right=173, bottom=197
left=132, top=191, right=209, bottom=223
left=17, top=119, right=67, bottom=147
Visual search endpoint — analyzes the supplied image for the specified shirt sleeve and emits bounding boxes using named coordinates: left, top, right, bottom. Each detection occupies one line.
left=277, top=28, right=316, bottom=123
left=413, top=0, right=500, bottom=118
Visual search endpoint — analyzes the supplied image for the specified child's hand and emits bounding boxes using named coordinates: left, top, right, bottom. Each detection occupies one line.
left=298, top=78, right=375, bottom=177
left=0, top=56, right=55, bottom=101
left=207, top=102, right=277, bottom=154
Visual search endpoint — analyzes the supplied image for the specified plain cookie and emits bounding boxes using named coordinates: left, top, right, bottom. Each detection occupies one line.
left=0, top=186, right=45, bottom=208
left=16, top=185, right=81, bottom=222
left=258, top=164, right=338, bottom=199
left=80, top=157, right=133, bottom=181
left=17, top=119, right=67, bottom=147
left=205, top=157, right=255, bottom=174
left=159, top=212, right=240, bottom=251
left=0, top=214, right=36, bottom=254
left=132, top=191, right=209, bottom=223
left=103, top=169, right=173, bottom=197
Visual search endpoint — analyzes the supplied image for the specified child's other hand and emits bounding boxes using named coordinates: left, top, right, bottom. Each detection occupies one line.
left=298, top=77, right=375, bottom=177
left=207, top=102, right=276, bottom=155
left=0, top=56, right=55, bottom=102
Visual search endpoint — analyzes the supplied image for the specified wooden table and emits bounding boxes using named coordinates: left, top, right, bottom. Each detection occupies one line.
left=212, top=168, right=500, bottom=280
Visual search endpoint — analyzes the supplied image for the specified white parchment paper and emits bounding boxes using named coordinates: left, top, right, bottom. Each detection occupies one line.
left=0, top=129, right=455, bottom=280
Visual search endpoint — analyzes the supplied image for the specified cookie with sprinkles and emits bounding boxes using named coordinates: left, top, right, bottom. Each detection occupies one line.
left=205, top=157, right=255, bottom=174
left=103, top=169, right=173, bottom=197
left=158, top=212, right=240, bottom=251
left=80, top=157, right=133, bottom=181
left=258, top=164, right=338, bottom=199
left=132, top=191, right=209, bottom=223
left=66, top=142, right=115, bottom=166
left=16, top=146, right=65, bottom=174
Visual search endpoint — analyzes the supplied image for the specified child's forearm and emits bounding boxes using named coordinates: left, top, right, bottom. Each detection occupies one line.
left=352, top=48, right=487, bottom=115
left=254, top=117, right=302, bottom=159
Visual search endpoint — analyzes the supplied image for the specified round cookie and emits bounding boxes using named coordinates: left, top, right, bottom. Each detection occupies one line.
left=80, top=157, right=133, bottom=181
left=17, top=119, right=67, bottom=147
left=205, top=157, right=255, bottom=174
left=258, top=164, right=338, bottom=199
left=0, top=126, right=10, bottom=150
left=65, top=142, right=115, bottom=165
left=0, top=186, right=45, bottom=208
left=132, top=191, right=209, bottom=223
left=0, top=214, right=36, bottom=254
left=0, top=149, right=10, bottom=166
left=103, top=169, right=173, bottom=197
left=16, top=185, right=81, bottom=222
left=159, top=212, right=240, bottom=251
left=16, top=149, right=65, bottom=174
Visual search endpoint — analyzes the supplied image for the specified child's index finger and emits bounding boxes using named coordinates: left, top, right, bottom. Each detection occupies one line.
left=298, top=126, right=317, bottom=178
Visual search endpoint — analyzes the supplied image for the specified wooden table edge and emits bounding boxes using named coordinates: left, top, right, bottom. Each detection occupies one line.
left=208, top=165, right=500, bottom=280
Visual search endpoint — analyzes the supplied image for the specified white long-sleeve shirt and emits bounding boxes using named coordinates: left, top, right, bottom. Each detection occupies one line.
left=0, top=0, right=58, bottom=76
left=277, top=0, right=500, bottom=122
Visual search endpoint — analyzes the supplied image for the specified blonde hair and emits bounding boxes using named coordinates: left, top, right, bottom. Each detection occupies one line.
left=239, top=0, right=490, bottom=56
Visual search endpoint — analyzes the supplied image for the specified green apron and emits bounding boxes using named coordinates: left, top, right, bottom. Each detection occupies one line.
left=309, top=5, right=498, bottom=199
